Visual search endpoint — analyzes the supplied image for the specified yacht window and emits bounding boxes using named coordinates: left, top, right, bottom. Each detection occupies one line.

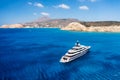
left=75, top=48, right=79, bottom=50
left=63, top=57, right=67, bottom=60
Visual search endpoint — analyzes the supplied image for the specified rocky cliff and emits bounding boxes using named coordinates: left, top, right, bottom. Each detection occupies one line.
left=61, top=22, right=87, bottom=31
left=62, top=22, right=120, bottom=32
left=1, top=24, right=23, bottom=28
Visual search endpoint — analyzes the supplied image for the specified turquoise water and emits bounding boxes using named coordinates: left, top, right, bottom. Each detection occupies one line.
left=0, top=28, right=120, bottom=80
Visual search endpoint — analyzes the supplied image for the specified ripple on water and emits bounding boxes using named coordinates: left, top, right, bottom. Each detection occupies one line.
left=79, top=62, right=104, bottom=74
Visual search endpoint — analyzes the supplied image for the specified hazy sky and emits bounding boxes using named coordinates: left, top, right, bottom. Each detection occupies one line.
left=0, top=0, right=120, bottom=25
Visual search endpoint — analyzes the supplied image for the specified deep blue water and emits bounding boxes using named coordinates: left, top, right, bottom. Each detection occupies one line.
left=0, top=28, right=120, bottom=80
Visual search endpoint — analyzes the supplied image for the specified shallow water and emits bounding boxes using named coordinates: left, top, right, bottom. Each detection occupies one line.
left=0, top=28, right=120, bottom=80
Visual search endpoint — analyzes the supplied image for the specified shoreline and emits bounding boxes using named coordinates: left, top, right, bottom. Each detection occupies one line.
left=1, top=27, right=120, bottom=33
left=1, top=21, right=120, bottom=32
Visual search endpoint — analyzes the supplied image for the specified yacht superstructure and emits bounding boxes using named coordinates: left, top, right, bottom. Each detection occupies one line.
left=60, top=41, right=91, bottom=63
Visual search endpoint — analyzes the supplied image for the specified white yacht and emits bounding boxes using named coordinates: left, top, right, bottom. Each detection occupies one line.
left=60, top=40, right=91, bottom=63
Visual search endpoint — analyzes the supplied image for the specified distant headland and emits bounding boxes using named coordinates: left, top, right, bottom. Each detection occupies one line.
left=1, top=17, right=120, bottom=32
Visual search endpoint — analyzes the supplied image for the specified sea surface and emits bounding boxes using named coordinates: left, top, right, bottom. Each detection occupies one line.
left=0, top=28, right=120, bottom=80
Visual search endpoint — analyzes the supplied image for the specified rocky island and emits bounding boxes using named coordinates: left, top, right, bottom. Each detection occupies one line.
left=1, top=17, right=120, bottom=32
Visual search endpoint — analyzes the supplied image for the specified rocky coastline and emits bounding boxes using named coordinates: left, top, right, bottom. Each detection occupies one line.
left=61, top=22, right=120, bottom=32
left=1, top=19, right=120, bottom=32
